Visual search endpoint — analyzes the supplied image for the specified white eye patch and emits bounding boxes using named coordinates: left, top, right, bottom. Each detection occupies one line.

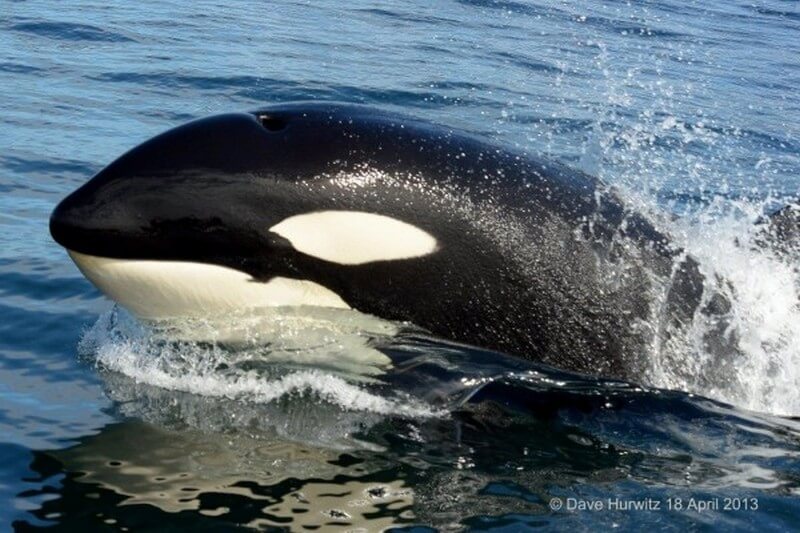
left=269, top=211, right=438, bottom=265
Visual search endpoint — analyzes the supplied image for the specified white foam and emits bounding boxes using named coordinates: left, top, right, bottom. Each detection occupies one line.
left=557, top=50, right=800, bottom=416
left=79, top=308, right=443, bottom=419
left=646, top=197, right=800, bottom=416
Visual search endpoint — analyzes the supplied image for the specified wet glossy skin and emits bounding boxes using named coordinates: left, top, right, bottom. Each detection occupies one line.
left=50, top=103, right=703, bottom=379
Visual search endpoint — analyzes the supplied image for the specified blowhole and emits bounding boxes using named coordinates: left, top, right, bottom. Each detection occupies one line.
left=258, top=114, right=287, bottom=132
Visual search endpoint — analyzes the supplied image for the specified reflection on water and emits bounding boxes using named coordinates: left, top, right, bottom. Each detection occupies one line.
left=15, top=327, right=800, bottom=530
left=43, top=422, right=415, bottom=530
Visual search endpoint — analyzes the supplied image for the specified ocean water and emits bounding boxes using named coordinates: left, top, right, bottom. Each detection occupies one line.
left=2, top=0, right=800, bottom=531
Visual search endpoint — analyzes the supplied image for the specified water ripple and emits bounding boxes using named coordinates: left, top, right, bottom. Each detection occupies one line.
left=8, top=20, right=136, bottom=43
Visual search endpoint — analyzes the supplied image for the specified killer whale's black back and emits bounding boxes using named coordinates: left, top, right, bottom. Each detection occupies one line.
left=51, top=103, right=706, bottom=379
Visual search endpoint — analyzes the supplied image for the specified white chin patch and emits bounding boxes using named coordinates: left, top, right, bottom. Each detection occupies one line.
left=68, top=250, right=350, bottom=320
left=269, top=210, right=438, bottom=265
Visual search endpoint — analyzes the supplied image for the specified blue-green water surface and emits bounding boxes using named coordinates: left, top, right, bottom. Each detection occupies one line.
left=2, top=1, right=800, bottom=530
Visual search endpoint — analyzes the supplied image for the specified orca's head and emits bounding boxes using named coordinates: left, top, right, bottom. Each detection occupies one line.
left=49, top=105, right=447, bottom=321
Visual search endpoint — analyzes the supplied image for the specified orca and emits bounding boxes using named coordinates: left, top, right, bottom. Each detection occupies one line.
left=50, top=103, right=712, bottom=380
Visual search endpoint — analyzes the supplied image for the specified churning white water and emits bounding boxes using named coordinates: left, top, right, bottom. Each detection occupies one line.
left=79, top=308, right=443, bottom=420
left=644, top=197, right=800, bottom=416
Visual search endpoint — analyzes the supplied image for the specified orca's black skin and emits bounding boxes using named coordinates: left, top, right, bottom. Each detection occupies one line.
left=758, top=204, right=800, bottom=258
left=50, top=103, right=706, bottom=380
